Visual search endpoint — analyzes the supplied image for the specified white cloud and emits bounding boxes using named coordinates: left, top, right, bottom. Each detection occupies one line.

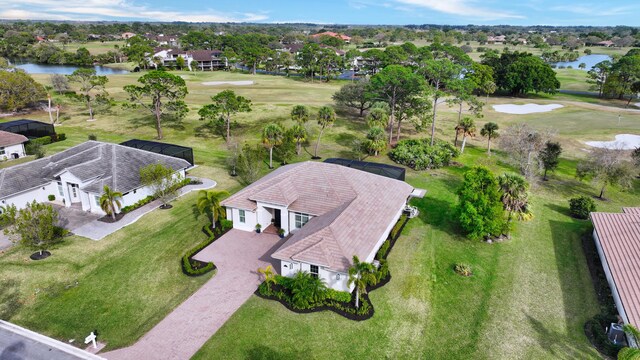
left=0, top=0, right=268, bottom=22
left=550, top=4, right=636, bottom=16
left=393, top=0, right=524, bottom=20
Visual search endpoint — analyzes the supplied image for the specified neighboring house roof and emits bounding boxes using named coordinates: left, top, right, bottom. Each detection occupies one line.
left=189, top=50, right=224, bottom=62
left=0, top=141, right=190, bottom=199
left=0, top=130, right=28, bottom=147
left=311, top=31, right=351, bottom=41
left=591, top=208, right=640, bottom=328
left=223, top=161, right=414, bottom=273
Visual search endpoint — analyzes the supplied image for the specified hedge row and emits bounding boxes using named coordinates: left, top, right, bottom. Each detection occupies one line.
left=181, top=221, right=233, bottom=276
left=120, top=196, right=154, bottom=214
left=28, top=134, right=66, bottom=147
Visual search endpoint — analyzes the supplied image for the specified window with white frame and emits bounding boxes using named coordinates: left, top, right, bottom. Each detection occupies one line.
left=310, top=264, right=319, bottom=278
left=239, top=209, right=246, bottom=223
left=294, top=212, right=310, bottom=228
left=57, top=182, right=64, bottom=197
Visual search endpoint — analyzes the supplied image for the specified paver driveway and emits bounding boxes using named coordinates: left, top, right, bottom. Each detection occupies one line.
left=102, top=230, right=283, bottom=360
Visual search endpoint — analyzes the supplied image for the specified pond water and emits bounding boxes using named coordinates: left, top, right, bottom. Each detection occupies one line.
left=13, top=63, right=129, bottom=75
left=552, top=54, right=612, bottom=71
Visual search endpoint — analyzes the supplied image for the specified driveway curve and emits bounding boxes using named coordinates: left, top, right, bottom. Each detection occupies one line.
left=102, top=230, right=283, bottom=360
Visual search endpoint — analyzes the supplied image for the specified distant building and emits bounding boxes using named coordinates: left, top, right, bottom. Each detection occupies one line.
left=311, top=31, right=351, bottom=43
left=0, top=131, right=27, bottom=161
left=151, top=48, right=226, bottom=71
left=487, top=35, right=506, bottom=45
left=145, top=33, right=179, bottom=47
left=596, top=40, right=615, bottom=47
left=121, top=32, right=136, bottom=40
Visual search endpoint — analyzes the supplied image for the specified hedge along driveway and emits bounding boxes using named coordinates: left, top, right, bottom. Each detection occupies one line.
left=102, top=230, right=285, bottom=360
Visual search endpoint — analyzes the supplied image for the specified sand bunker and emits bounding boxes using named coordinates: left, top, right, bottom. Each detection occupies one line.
left=492, top=103, right=563, bottom=114
left=635, top=102, right=640, bottom=108
left=202, top=81, right=254, bottom=86
left=585, top=134, right=640, bottom=150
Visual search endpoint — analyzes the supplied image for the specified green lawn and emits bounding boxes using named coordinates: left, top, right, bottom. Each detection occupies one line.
left=0, top=192, right=213, bottom=350
left=0, top=70, right=638, bottom=357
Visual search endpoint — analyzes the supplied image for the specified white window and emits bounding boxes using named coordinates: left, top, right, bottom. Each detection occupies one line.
left=310, top=265, right=319, bottom=278
left=57, top=182, right=64, bottom=197
left=295, top=213, right=310, bottom=229
left=239, top=209, right=246, bottom=223
left=95, top=196, right=100, bottom=205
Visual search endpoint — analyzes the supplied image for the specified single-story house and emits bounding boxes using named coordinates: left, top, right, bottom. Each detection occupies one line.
left=221, top=161, right=422, bottom=292
left=311, top=31, right=351, bottom=43
left=0, top=131, right=28, bottom=161
left=0, top=141, right=190, bottom=215
left=591, top=208, right=640, bottom=335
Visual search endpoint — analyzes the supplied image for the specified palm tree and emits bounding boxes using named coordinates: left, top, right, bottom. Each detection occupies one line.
left=457, top=117, right=476, bottom=153
left=196, top=190, right=229, bottom=229
left=480, top=122, right=499, bottom=155
left=618, top=324, right=640, bottom=360
left=289, top=124, right=307, bottom=155
left=314, top=106, right=336, bottom=159
left=365, top=108, right=389, bottom=129
left=366, top=126, right=387, bottom=156
left=99, top=185, right=122, bottom=220
left=291, top=105, right=310, bottom=125
left=348, top=255, right=377, bottom=308
left=498, top=173, right=532, bottom=237
left=262, top=123, right=285, bottom=169
left=290, top=271, right=327, bottom=309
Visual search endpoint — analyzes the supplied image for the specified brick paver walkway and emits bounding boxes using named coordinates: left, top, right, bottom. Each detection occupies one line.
left=102, top=230, right=284, bottom=360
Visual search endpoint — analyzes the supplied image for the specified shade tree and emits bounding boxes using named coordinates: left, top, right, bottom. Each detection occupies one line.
left=576, top=147, right=635, bottom=199
left=539, top=141, right=563, bottom=180
left=140, top=163, right=182, bottom=208
left=196, top=190, right=229, bottom=229
left=3, top=201, right=62, bottom=257
left=332, top=80, right=373, bottom=116
left=455, top=166, right=505, bottom=240
left=198, top=90, right=252, bottom=143
left=67, top=68, right=108, bottom=121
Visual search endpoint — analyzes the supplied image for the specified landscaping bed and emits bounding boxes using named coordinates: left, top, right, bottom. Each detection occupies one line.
left=181, top=220, right=232, bottom=277
left=256, top=214, right=409, bottom=321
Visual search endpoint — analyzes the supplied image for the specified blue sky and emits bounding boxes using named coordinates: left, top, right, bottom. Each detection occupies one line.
left=0, top=0, right=638, bottom=25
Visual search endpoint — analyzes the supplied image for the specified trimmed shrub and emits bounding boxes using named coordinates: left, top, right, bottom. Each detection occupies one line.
left=56, top=133, right=66, bottom=141
left=326, top=289, right=352, bottom=303
left=120, top=196, right=154, bottom=214
left=569, top=196, right=596, bottom=219
left=220, top=219, right=233, bottom=232
left=30, top=136, right=52, bottom=146
left=47, top=194, right=55, bottom=201
left=454, top=263, right=473, bottom=276
left=376, top=240, right=390, bottom=260
left=389, top=139, right=459, bottom=170
left=88, top=134, right=98, bottom=140
left=25, top=142, right=46, bottom=158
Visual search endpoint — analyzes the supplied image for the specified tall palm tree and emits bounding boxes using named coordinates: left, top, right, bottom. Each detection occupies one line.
left=314, top=106, right=336, bottom=159
left=366, top=126, right=387, bottom=156
left=291, top=105, right=310, bottom=125
left=480, top=122, right=499, bottom=155
left=196, top=190, right=229, bottom=229
left=498, top=173, right=532, bottom=237
left=618, top=324, right=640, bottom=360
left=457, top=117, right=476, bottom=153
left=100, top=185, right=122, bottom=220
left=348, top=255, right=377, bottom=308
left=289, top=124, right=308, bottom=155
left=365, top=108, right=389, bottom=129
left=262, top=123, right=285, bottom=169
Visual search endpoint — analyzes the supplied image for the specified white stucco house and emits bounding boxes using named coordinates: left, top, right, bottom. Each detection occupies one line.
left=221, top=161, right=420, bottom=292
left=0, top=130, right=28, bottom=161
left=0, top=141, right=190, bottom=215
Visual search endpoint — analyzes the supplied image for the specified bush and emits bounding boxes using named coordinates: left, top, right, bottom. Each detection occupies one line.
left=56, top=133, right=66, bottom=141
left=454, top=263, right=473, bottom=276
left=389, top=139, right=459, bottom=170
left=182, top=227, right=217, bottom=276
left=120, top=196, right=154, bottom=214
left=88, top=134, right=98, bottom=140
left=376, top=240, right=390, bottom=260
left=569, top=196, right=596, bottom=219
left=25, top=142, right=46, bottom=158
left=460, top=45, right=473, bottom=53
left=220, top=219, right=233, bottom=232
left=586, top=314, right=624, bottom=357
left=326, top=289, right=352, bottom=303
left=47, top=194, right=55, bottom=201
left=375, top=259, right=389, bottom=283
left=30, top=136, right=52, bottom=146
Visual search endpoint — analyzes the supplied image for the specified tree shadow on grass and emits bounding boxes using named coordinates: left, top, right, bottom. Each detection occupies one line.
left=544, top=203, right=572, bottom=218
left=0, top=278, right=22, bottom=320
left=412, top=195, right=460, bottom=237
left=334, top=132, right=358, bottom=148
left=525, top=313, right=597, bottom=359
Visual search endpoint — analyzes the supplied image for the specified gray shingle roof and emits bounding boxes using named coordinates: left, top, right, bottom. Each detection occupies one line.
left=0, top=141, right=190, bottom=198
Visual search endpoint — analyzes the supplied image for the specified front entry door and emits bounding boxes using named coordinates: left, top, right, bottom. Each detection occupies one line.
left=68, top=184, right=80, bottom=202
left=274, top=209, right=282, bottom=228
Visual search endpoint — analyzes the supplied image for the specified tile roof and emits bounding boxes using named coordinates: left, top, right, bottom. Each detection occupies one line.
left=591, top=210, right=640, bottom=328
left=0, top=141, right=190, bottom=198
left=223, top=161, right=414, bottom=272
left=0, top=130, right=28, bottom=147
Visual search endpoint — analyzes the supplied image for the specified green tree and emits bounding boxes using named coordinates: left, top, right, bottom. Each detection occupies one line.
left=576, top=147, right=636, bottom=199
left=314, top=106, right=336, bottom=158
left=237, top=144, right=264, bottom=185
left=290, top=271, right=327, bottom=309
left=456, top=117, right=476, bottom=153
left=99, top=185, right=122, bottom=221
left=482, top=51, right=560, bottom=96
left=456, top=166, right=505, bottom=240
left=297, top=43, right=321, bottom=82
left=618, top=325, right=640, bottom=360
left=290, top=105, right=310, bottom=124
left=480, top=122, right=499, bottom=155
left=198, top=90, right=252, bottom=143
left=262, top=123, right=285, bottom=169
left=176, top=55, right=185, bottom=70
left=0, top=71, right=46, bottom=112
left=539, top=141, right=562, bottom=180
left=498, top=173, right=532, bottom=237
left=140, top=164, right=182, bottom=207
left=124, top=70, right=188, bottom=140
left=348, top=255, right=377, bottom=309
left=332, top=80, right=372, bottom=116
left=366, top=126, right=387, bottom=156
left=365, top=107, right=389, bottom=129
left=289, top=124, right=307, bottom=155
left=123, top=35, right=154, bottom=70
left=4, top=201, right=61, bottom=256
left=67, top=68, right=108, bottom=121
left=421, top=59, right=462, bottom=146
left=587, top=60, right=612, bottom=97
left=196, top=190, right=229, bottom=229
left=369, top=65, right=425, bottom=143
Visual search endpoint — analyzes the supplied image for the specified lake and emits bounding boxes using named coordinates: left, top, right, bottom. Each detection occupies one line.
left=13, top=63, right=129, bottom=75
left=552, top=54, right=612, bottom=71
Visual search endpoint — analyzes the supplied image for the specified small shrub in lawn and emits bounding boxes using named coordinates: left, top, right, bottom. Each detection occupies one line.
left=88, top=134, right=98, bottom=141
left=56, top=133, right=66, bottom=141
left=569, top=196, right=596, bottom=220
left=454, top=263, right=473, bottom=276
left=389, top=139, right=459, bottom=170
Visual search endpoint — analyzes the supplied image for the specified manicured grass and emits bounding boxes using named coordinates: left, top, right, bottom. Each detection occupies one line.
left=0, top=192, right=213, bottom=350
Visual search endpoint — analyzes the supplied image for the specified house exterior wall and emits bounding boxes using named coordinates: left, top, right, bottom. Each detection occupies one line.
left=593, top=229, right=629, bottom=324
left=227, top=207, right=258, bottom=232
left=0, top=182, right=58, bottom=210
left=279, top=260, right=350, bottom=292
left=0, top=143, right=26, bottom=161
